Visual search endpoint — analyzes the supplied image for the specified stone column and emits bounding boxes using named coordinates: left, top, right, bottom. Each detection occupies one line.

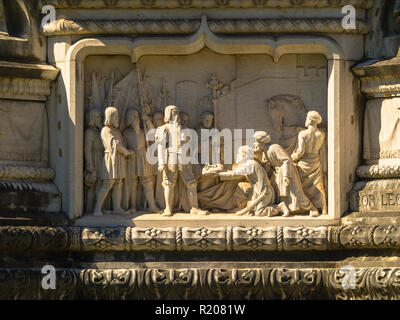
left=0, top=61, right=61, bottom=214
left=351, top=53, right=400, bottom=213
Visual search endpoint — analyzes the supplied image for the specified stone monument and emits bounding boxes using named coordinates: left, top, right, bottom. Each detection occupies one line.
left=2, top=0, right=400, bottom=301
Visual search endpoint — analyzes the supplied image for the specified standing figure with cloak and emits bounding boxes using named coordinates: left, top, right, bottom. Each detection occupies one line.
left=93, top=107, right=133, bottom=216
left=253, top=131, right=319, bottom=217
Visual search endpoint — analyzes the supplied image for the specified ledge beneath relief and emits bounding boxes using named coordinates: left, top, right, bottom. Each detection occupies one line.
left=75, top=212, right=338, bottom=228
left=350, top=179, right=400, bottom=213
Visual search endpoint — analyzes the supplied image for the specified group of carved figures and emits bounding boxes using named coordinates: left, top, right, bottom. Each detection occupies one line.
left=84, top=103, right=327, bottom=218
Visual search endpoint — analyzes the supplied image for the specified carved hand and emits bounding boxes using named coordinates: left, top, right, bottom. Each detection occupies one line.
left=158, top=164, right=167, bottom=172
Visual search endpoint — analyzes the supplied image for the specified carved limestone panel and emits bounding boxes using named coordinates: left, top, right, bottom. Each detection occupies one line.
left=81, top=49, right=328, bottom=219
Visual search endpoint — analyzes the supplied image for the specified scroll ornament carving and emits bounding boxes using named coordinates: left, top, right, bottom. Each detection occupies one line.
left=1, top=267, right=400, bottom=299
left=270, top=268, right=323, bottom=299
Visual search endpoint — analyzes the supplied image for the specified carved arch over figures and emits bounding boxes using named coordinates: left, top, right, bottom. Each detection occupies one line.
left=63, top=18, right=344, bottom=219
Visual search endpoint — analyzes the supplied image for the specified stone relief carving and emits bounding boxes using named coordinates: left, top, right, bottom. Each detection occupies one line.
left=1, top=266, right=400, bottom=300
left=82, top=52, right=328, bottom=218
left=155, top=105, right=208, bottom=217
left=93, top=107, right=134, bottom=216
left=291, top=111, right=328, bottom=215
left=253, top=131, right=321, bottom=217
left=123, top=108, right=159, bottom=213
left=4, top=224, right=400, bottom=252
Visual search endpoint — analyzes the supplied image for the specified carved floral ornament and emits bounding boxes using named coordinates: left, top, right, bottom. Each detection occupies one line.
left=41, top=0, right=374, bottom=8
left=1, top=224, right=400, bottom=252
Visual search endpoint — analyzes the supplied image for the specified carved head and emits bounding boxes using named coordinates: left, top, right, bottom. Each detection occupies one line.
left=104, top=107, right=120, bottom=128
left=126, top=109, right=141, bottom=130
left=87, top=109, right=102, bottom=129
left=236, top=145, right=253, bottom=164
left=306, top=111, right=322, bottom=127
left=164, top=105, right=179, bottom=123
left=200, top=111, right=214, bottom=129
left=152, top=111, right=164, bottom=128
left=253, top=131, right=271, bottom=153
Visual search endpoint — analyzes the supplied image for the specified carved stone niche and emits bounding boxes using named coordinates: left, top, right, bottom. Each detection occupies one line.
left=351, top=53, right=400, bottom=215
left=0, top=61, right=60, bottom=214
left=48, top=15, right=360, bottom=225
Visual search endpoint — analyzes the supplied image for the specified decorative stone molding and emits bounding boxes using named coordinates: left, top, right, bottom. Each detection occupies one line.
left=0, top=77, right=51, bottom=100
left=356, top=165, right=400, bottom=179
left=208, top=18, right=369, bottom=34
left=41, top=18, right=369, bottom=36
left=2, top=224, right=400, bottom=252
left=42, top=19, right=201, bottom=35
left=41, top=0, right=374, bottom=9
left=358, top=75, right=400, bottom=97
left=0, top=166, right=55, bottom=182
left=0, top=266, right=399, bottom=300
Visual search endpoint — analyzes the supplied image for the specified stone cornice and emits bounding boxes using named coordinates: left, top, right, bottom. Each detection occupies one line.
left=0, top=266, right=399, bottom=300
left=0, top=61, right=59, bottom=81
left=41, top=0, right=374, bottom=9
left=0, top=224, right=399, bottom=252
left=41, top=18, right=369, bottom=36
left=356, top=165, right=400, bottom=179
left=357, top=74, right=400, bottom=97
left=0, top=77, right=52, bottom=100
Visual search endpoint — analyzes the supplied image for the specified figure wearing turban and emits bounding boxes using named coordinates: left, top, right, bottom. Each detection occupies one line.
left=253, top=130, right=319, bottom=217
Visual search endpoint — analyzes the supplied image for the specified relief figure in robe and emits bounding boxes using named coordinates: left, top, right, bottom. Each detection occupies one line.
left=123, top=108, right=159, bottom=213
left=93, top=107, right=134, bottom=216
left=291, top=111, right=327, bottom=215
left=84, top=109, right=104, bottom=213
left=214, top=146, right=289, bottom=217
left=253, top=131, right=319, bottom=217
